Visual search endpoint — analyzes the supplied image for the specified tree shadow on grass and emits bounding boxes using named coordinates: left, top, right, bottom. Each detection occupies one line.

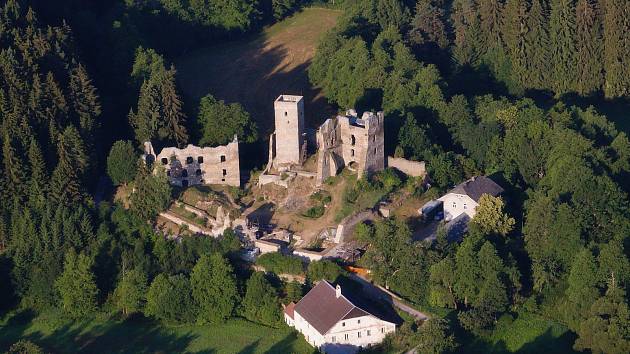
left=264, top=331, right=317, bottom=354
left=1, top=313, right=202, bottom=354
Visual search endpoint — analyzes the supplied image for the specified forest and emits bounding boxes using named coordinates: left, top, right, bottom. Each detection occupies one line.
left=0, top=0, right=629, bottom=353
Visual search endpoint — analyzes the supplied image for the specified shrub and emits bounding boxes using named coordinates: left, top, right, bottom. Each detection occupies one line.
left=256, top=253, right=304, bottom=275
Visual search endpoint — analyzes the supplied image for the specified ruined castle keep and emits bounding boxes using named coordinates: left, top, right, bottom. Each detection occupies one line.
left=269, top=95, right=306, bottom=168
left=316, top=109, right=385, bottom=185
left=143, top=135, right=241, bottom=187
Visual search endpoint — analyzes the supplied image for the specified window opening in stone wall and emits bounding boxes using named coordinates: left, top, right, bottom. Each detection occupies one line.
left=351, top=149, right=355, bottom=157
left=198, top=156, right=204, bottom=163
left=222, top=169, right=227, bottom=176
left=373, top=148, right=377, bottom=155
left=182, top=179, right=188, bottom=187
left=351, top=134, right=356, bottom=145
left=161, top=158, right=168, bottom=165
left=285, top=111, right=287, bottom=116
left=182, top=170, right=188, bottom=177
left=221, top=155, right=226, bottom=162
left=196, top=169, right=201, bottom=176
left=186, top=156, right=193, bottom=164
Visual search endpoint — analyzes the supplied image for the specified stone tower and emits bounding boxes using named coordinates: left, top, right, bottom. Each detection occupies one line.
left=273, top=95, right=304, bottom=166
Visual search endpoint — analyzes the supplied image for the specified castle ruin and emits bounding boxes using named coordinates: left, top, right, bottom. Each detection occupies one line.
left=268, top=95, right=306, bottom=169
left=144, top=135, right=241, bottom=187
left=315, top=109, right=385, bottom=185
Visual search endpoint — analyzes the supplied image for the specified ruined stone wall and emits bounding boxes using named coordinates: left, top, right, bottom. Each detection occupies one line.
left=146, top=136, right=240, bottom=187
left=387, top=157, right=426, bottom=177
left=273, top=95, right=304, bottom=166
left=316, top=110, right=385, bottom=184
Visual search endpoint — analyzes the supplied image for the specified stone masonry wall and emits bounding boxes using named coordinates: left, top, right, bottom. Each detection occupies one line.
left=273, top=95, right=304, bottom=166
left=316, top=110, right=385, bottom=184
left=146, top=136, right=240, bottom=187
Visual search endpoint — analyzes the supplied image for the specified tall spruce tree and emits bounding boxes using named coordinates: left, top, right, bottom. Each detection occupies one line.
left=409, top=0, right=449, bottom=49
left=478, top=0, right=505, bottom=53
left=575, top=0, right=604, bottom=95
left=49, top=126, right=88, bottom=206
left=55, top=250, right=99, bottom=318
left=27, top=138, right=47, bottom=209
left=502, top=0, right=529, bottom=89
left=602, top=0, right=630, bottom=97
left=549, top=0, right=578, bottom=95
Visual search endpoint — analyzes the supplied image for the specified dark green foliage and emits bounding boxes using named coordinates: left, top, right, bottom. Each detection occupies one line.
left=129, top=48, right=188, bottom=146
left=129, top=162, right=172, bottom=220
left=145, top=273, right=196, bottom=323
left=283, top=280, right=303, bottom=304
left=414, top=318, right=458, bottom=354
left=197, top=94, right=258, bottom=146
left=549, top=0, right=577, bottom=96
left=241, top=272, right=282, bottom=327
left=107, top=140, right=137, bottom=186
left=113, top=268, right=148, bottom=316
left=55, top=250, right=99, bottom=318
left=190, top=254, right=239, bottom=323
left=306, top=260, right=344, bottom=282
left=256, top=253, right=304, bottom=275
left=574, top=282, right=630, bottom=354
left=575, top=0, right=604, bottom=96
left=6, top=340, right=45, bottom=354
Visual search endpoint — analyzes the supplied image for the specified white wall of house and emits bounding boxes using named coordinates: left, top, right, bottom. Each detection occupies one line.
left=323, top=314, right=395, bottom=350
left=289, top=311, right=395, bottom=353
left=438, top=193, right=478, bottom=221
left=293, top=311, right=326, bottom=347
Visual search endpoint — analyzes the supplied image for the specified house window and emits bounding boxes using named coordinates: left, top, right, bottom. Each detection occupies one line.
left=357, top=332, right=362, bottom=338
left=357, top=319, right=361, bottom=324
left=342, top=322, right=345, bottom=327
left=220, top=155, right=226, bottom=162
left=463, top=203, right=467, bottom=209
left=367, top=330, right=371, bottom=336
left=161, top=158, right=168, bottom=165
left=197, top=156, right=204, bottom=163
left=344, top=334, right=349, bottom=340
left=186, top=156, right=193, bottom=164
left=332, top=336, right=336, bottom=343
left=453, top=202, right=456, bottom=208
left=381, top=328, right=385, bottom=333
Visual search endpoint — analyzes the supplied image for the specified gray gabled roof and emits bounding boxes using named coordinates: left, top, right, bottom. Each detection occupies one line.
left=448, top=176, right=503, bottom=202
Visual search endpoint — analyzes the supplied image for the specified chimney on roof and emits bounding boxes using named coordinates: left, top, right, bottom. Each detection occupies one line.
left=336, top=284, right=342, bottom=298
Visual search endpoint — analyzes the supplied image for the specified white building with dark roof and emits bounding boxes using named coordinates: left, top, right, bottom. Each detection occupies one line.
left=438, top=175, right=504, bottom=222
left=284, top=281, right=397, bottom=354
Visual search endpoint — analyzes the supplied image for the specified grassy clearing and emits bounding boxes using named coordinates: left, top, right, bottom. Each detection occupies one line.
left=0, top=310, right=314, bottom=354
left=460, top=312, right=577, bottom=354
left=176, top=8, right=341, bottom=135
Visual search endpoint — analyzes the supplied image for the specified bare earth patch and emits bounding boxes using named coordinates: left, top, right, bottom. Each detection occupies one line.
left=176, top=8, right=341, bottom=135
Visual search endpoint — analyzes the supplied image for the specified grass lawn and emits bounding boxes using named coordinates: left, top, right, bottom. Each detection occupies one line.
left=460, top=312, right=578, bottom=354
left=0, top=310, right=314, bottom=354
left=176, top=8, right=341, bottom=136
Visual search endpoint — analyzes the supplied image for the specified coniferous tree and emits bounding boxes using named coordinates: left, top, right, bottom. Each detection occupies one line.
left=69, top=64, right=101, bottom=138
left=602, top=0, right=630, bottom=97
left=478, top=0, right=505, bottom=53
left=451, top=0, right=481, bottom=65
left=160, top=67, right=188, bottom=146
left=523, top=0, right=549, bottom=90
left=27, top=138, right=47, bottom=209
left=55, top=250, right=98, bottom=318
left=409, top=0, right=449, bottom=49
left=2, top=132, right=27, bottom=202
left=575, top=0, right=604, bottom=95
left=50, top=126, right=88, bottom=206
left=106, top=140, right=137, bottom=186
left=502, top=0, right=529, bottom=88
left=549, top=0, right=577, bottom=96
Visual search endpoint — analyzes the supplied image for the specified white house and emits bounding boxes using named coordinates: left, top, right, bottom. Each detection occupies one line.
left=438, top=176, right=504, bottom=222
left=284, top=281, right=397, bottom=354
